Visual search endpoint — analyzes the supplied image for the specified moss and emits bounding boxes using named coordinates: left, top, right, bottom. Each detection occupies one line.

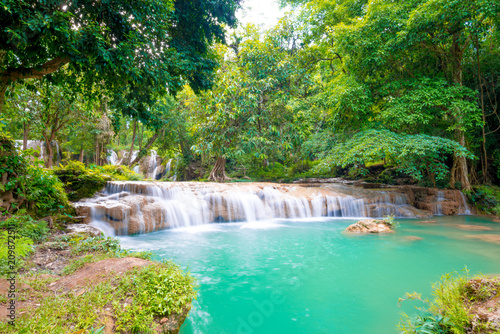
left=53, top=161, right=109, bottom=201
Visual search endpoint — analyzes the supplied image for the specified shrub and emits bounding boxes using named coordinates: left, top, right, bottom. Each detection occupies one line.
left=0, top=214, right=49, bottom=242
left=132, top=261, right=197, bottom=316
left=22, top=164, right=69, bottom=215
left=53, top=160, right=109, bottom=201
left=0, top=230, right=34, bottom=276
left=95, top=164, right=143, bottom=181
left=466, top=185, right=500, bottom=216
left=0, top=133, right=69, bottom=216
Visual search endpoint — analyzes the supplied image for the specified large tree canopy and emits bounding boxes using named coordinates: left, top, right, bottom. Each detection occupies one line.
left=0, top=0, right=241, bottom=111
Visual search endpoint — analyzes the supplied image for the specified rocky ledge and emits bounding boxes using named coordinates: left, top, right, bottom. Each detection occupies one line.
left=344, top=219, right=395, bottom=234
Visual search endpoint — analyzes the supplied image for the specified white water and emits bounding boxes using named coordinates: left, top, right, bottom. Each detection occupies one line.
left=15, top=140, right=46, bottom=160
left=107, top=150, right=118, bottom=165
left=83, top=182, right=438, bottom=235
left=435, top=191, right=445, bottom=215
left=147, top=150, right=158, bottom=179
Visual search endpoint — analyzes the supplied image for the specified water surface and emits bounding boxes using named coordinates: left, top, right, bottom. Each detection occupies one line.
left=119, top=215, right=500, bottom=334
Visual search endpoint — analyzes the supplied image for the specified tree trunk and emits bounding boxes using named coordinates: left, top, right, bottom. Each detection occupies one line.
left=23, top=122, right=29, bottom=150
left=95, top=138, right=99, bottom=165
left=100, top=142, right=105, bottom=166
left=450, top=131, right=471, bottom=190
left=208, top=157, right=228, bottom=182
left=79, top=146, right=84, bottom=163
left=0, top=79, right=9, bottom=115
left=475, top=37, right=489, bottom=183
left=449, top=38, right=471, bottom=190
left=45, top=140, right=53, bottom=168
left=128, top=120, right=137, bottom=167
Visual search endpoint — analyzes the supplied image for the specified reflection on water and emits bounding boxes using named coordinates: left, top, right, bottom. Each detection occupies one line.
left=119, top=215, right=500, bottom=334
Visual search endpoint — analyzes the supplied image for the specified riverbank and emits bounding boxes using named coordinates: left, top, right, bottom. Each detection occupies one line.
left=0, top=220, right=196, bottom=333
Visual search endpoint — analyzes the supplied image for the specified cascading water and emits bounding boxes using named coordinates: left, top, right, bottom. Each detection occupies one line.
left=434, top=191, right=445, bottom=215
left=78, top=182, right=434, bottom=236
left=459, top=192, right=471, bottom=214
left=107, top=150, right=118, bottom=165
left=15, top=140, right=46, bottom=160
left=147, top=150, right=158, bottom=179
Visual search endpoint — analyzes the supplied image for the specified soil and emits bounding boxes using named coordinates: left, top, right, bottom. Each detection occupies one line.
left=0, top=229, right=190, bottom=333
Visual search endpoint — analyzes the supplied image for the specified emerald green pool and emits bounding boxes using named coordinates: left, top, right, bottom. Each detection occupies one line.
left=119, top=216, right=500, bottom=333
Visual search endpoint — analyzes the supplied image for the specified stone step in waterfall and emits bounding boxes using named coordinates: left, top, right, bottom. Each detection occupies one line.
left=75, top=181, right=470, bottom=235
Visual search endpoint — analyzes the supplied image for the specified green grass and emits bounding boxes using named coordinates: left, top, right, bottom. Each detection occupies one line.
left=0, top=262, right=197, bottom=333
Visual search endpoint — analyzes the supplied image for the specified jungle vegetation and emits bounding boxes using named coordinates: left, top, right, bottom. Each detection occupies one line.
left=1, top=0, right=500, bottom=193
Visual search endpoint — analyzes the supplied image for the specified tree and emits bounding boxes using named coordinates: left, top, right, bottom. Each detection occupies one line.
left=317, top=129, right=474, bottom=187
left=0, top=0, right=242, bottom=113
left=282, top=0, right=500, bottom=189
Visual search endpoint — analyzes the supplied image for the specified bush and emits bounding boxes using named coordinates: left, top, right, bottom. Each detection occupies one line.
left=22, top=164, right=70, bottom=215
left=132, top=261, right=197, bottom=316
left=94, top=164, right=143, bottom=181
left=53, top=160, right=109, bottom=201
left=398, top=270, right=500, bottom=334
left=466, top=185, right=500, bottom=216
left=1, top=133, right=69, bottom=216
left=0, top=214, right=49, bottom=242
left=0, top=230, right=34, bottom=276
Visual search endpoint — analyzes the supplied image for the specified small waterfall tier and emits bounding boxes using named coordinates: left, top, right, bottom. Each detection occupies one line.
left=76, top=181, right=440, bottom=235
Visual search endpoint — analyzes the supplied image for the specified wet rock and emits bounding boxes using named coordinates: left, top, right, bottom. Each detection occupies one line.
left=344, top=219, right=395, bottom=234
left=466, top=234, right=500, bottom=244
left=455, top=224, right=493, bottom=231
left=403, top=236, right=423, bottom=241
left=66, top=224, right=103, bottom=237
left=416, top=220, right=438, bottom=224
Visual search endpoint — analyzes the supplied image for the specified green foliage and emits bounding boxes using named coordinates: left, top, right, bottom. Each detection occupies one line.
left=72, top=236, right=121, bottom=255
left=398, top=270, right=474, bottom=334
left=0, top=0, right=242, bottom=111
left=20, top=162, right=69, bottom=216
left=466, top=185, right=500, bottom=216
left=53, top=161, right=146, bottom=201
left=317, top=129, right=473, bottom=186
left=0, top=214, right=49, bottom=243
left=0, top=133, right=69, bottom=215
left=131, top=261, right=197, bottom=316
left=0, top=261, right=196, bottom=333
left=94, top=164, right=143, bottom=181
left=53, top=161, right=108, bottom=201
left=399, top=313, right=454, bottom=334
left=0, top=231, right=34, bottom=276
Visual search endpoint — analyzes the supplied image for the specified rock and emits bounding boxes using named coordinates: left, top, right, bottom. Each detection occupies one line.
left=466, top=234, right=500, bottom=244
left=455, top=224, right=493, bottom=231
left=344, top=219, right=395, bottom=234
left=66, top=224, right=103, bottom=237
left=403, top=236, right=423, bottom=241
left=416, top=220, right=438, bottom=224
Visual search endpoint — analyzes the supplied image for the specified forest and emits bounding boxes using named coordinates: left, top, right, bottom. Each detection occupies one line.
left=1, top=0, right=500, bottom=194
left=1, top=1, right=500, bottom=334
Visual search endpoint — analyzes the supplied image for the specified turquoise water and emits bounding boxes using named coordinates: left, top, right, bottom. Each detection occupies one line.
left=119, top=216, right=500, bottom=334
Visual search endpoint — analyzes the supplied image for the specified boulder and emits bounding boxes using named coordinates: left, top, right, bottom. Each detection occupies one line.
left=344, top=219, right=395, bottom=234
left=66, top=224, right=103, bottom=237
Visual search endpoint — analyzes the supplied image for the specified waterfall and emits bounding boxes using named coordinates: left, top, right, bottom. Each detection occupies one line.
left=435, top=191, right=445, bottom=215
left=459, top=191, right=471, bottom=215
left=147, top=150, right=158, bottom=179
left=107, top=150, right=118, bottom=165
left=81, top=182, right=432, bottom=236
left=15, top=140, right=46, bottom=160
